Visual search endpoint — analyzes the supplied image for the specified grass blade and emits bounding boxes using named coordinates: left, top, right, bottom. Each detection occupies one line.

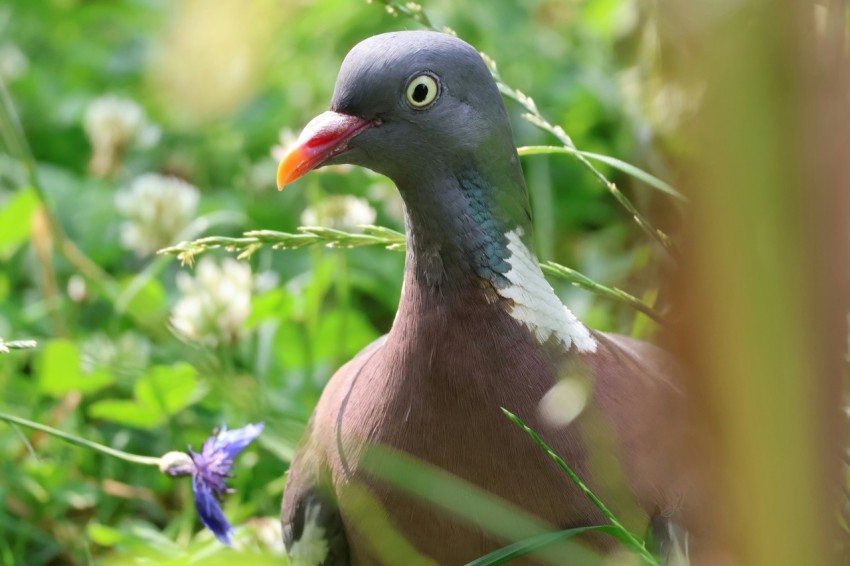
left=465, top=525, right=618, bottom=566
left=579, top=151, right=685, bottom=202
left=161, top=226, right=663, bottom=323
left=372, top=0, right=680, bottom=260
left=501, top=408, right=659, bottom=566
left=361, top=444, right=604, bottom=566
left=518, top=146, right=686, bottom=202
left=542, top=261, right=665, bottom=325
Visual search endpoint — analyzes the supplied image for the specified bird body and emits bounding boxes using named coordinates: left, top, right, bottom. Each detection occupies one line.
left=277, top=31, right=687, bottom=565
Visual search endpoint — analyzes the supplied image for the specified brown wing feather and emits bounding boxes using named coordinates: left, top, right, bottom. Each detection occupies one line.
left=281, top=336, right=387, bottom=566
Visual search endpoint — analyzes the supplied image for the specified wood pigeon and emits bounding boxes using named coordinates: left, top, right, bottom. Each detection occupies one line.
left=276, top=31, right=690, bottom=565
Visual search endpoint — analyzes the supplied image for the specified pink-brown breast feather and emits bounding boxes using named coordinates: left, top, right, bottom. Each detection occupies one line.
left=297, top=295, right=687, bottom=565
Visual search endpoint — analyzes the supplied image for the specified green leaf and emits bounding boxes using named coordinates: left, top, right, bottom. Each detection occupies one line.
left=0, top=272, right=9, bottom=301
left=88, top=364, right=203, bottom=429
left=579, top=151, right=686, bottom=202
left=314, top=308, right=381, bottom=361
left=87, top=399, right=161, bottom=429
left=0, top=187, right=38, bottom=259
left=135, top=363, right=202, bottom=415
left=518, top=146, right=685, bottom=202
left=119, top=276, right=167, bottom=326
left=87, top=522, right=127, bottom=547
left=37, top=339, right=114, bottom=397
left=274, top=322, right=308, bottom=370
left=246, top=288, right=294, bottom=329
left=465, top=526, right=618, bottom=566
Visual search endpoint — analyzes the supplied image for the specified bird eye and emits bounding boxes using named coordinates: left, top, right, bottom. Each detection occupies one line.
left=405, top=74, right=439, bottom=109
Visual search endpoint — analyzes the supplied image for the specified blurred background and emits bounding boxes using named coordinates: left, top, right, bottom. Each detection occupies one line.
left=0, top=0, right=847, bottom=564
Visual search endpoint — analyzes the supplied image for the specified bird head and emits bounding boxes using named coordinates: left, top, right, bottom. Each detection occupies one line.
left=277, top=31, right=519, bottom=190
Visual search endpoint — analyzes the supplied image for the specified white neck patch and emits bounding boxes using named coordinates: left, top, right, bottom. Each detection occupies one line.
left=497, top=229, right=597, bottom=353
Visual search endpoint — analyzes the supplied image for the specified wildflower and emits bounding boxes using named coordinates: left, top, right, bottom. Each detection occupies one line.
left=84, top=95, right=160, bottom=177
left=300, top=195, right=376, bottom=231
left=160, top=423, right=264, bottom=545
left=171, top=257, right=252, bottom=346
left=115, top=173, right=199, bottom=257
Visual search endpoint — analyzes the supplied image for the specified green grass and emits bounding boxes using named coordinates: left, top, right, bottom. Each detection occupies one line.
left=0, top=0, right=716, bottom=563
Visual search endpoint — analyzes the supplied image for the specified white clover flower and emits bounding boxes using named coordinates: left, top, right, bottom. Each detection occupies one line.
left=84, top=95, right=160, bottom=177
left=171, top=257, right=252, bottom=347
left=115, top=173, right=199, bottom=257
left=300, top=195, right=377, bottom=231
left=0, top=43, right=28, bottom=83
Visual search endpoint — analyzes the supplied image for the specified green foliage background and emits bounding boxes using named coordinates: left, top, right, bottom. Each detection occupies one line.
left=0, top=0, right=678, bottom=563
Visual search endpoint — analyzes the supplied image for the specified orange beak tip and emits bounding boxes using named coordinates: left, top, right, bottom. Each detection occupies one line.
left=273, top=112, right=375, bottom=191
left=276, top=147, right=304, bottom=190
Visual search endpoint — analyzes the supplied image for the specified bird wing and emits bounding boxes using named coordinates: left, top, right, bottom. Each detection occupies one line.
left=281, top=335, right=388, bottom=566
left=586, top=331, right=693, bottom=565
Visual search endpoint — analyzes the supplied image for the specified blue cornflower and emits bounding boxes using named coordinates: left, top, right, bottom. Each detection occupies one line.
left=160, top=423, right=264, bottom=545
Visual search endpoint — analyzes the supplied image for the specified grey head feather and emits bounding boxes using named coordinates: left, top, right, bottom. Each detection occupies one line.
left=322, top=31, right=535, bottom=291
left=326, top=31, right=521, bottom=192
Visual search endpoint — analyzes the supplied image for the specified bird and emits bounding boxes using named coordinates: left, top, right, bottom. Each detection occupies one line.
left=276, top=31, right=692, bottom=566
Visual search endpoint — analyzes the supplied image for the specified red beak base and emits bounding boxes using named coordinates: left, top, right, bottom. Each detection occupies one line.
left=276, top=111, right=374, bottom=189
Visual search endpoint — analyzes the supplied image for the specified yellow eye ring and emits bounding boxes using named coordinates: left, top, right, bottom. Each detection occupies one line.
left=405, top=74, right=440, bottom=109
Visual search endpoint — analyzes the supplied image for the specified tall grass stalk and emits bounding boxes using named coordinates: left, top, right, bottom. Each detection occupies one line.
left=502, top=409, right=659, bottom=566
left=160, top=226, right=665, bottom=323
left=0, top=412, right=161, bottom=467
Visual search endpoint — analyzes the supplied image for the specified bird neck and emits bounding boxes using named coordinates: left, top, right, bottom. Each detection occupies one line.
left=398, top=167, right=531, bottom=294
left=392, top=167, right=598, bottom=353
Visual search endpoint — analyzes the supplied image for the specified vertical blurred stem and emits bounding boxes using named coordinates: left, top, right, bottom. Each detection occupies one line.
left=527, top=157, right=554, bottom=261
left=301, top=179, right=323, bottom=387
left=666, top=0, right=848, bottom=564
left=335, top=251, right=350, bottom=368
left=0, top=78, right=127, bottom=314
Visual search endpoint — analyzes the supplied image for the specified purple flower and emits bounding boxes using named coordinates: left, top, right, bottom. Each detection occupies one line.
left=161, top=423, right=264, bottom=545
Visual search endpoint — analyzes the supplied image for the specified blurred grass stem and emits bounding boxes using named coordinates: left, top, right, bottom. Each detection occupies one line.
left=162, top=226, right=665, bottom=324
left=666, top=0, right=848, bottom=563
left=502, top=409, right=659, bottom=565
left=0, top=78, right=126, bottom=311
left=0, top=411, right=161, bottom=467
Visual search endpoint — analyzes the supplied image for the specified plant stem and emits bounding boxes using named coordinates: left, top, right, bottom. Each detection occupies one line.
left=0, top=411, right=161, bottom=467
left=0, top=76, right=159, bottom=334
left=161, top=226, right=663, bottom=323
left=501, top=408, right=659, bottom=566
left=0, top=339, right=38, bottom=354
left=542, top=262, right=665, bottom=325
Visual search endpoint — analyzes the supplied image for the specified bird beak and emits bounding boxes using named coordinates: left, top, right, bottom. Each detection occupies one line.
left=276, top=111, right=375, bottom=190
